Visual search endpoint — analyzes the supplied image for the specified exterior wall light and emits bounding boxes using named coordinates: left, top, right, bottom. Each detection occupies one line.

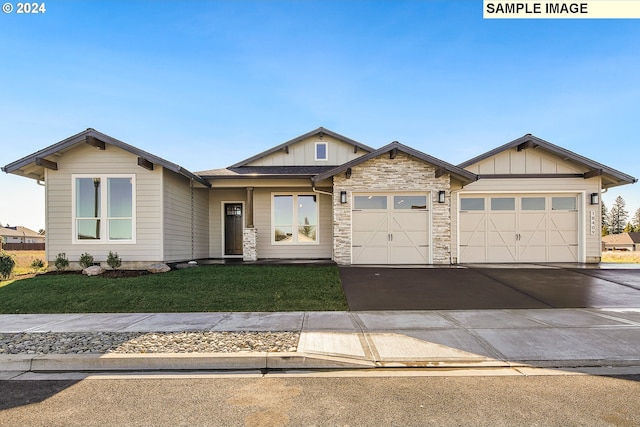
left=438, top=190, right=446, bottom=203
left=590, top=193, right=599, bottom=205
left=345, top=167, right=352, bottom=179
left=340, top=191, right=347, bottom=204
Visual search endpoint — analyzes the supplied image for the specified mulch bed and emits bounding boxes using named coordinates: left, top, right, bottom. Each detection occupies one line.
left=41, top=270, right=151, bottom=278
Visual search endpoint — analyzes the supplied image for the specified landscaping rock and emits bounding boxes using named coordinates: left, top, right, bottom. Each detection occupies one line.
left=83, top=265, right=105, bottom=276
left=148, top=263, right=171, bottom=273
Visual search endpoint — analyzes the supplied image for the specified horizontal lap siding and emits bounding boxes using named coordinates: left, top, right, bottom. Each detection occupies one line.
left=45, top=144, right=163, bottom=264
left=163, top=171, right=209, bottom=262
left=254, top=187, right=332, bottom=259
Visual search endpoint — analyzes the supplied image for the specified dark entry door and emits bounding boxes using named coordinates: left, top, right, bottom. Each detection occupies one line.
left=224, top=203, right=243, bottom=256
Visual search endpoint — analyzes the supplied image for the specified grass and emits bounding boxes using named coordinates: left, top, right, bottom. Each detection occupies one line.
left=0, top=264, right=347, bottom=313
left=601, top=251, right=640, bottom=263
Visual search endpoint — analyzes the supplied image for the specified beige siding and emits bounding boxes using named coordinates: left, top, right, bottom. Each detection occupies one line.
left=162, top=170, right=209, bottom=262
left=465, top=148, right=586, bottom=175
left=45, top=143, right=163, bottom=266
left=248, top=135, right=366, bottom=166
left=452, top=177, right=602, bottom=263
left=253, top=187, right=332, bottom=259
left=208, top=188, right=246, bottom=258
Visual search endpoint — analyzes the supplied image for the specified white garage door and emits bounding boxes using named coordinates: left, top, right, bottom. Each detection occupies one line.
left=352, top=194, right=430, bottom=264
left=459, top=194, right=579, bottom=263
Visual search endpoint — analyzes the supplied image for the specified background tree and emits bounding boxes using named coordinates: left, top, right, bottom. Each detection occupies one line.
left=624, top=222, right=634, bottom=233
left=608, top=196, right=629, bottom=235
left=601, top=201, right=609, bottom=236
left=632, top=208, right=640, bottom=233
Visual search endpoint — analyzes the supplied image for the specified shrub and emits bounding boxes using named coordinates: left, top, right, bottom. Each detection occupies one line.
left=54, top=253, right=70, bottom=271
left=0, top=251, right=15, bottom=279
left=106, top=251, right=122, bottom=270
left=79, top=252, right=94, bottom=269
left=30, top=258, right=45, bottom=270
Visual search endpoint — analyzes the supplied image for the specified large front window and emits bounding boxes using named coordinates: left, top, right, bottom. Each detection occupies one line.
left=74, top=175, right=135, bottom=242
left=273, top=194, right=318, bottom=244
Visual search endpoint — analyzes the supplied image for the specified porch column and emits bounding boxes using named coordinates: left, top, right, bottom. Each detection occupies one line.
left=243, top=187, right=257, bottom=261
left=246, top=187, right=254, bottom=228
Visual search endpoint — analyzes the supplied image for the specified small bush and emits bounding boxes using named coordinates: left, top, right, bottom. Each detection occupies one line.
left=106, top=251, right=122, bottom=270
left=0, top=251, right=15, bottom=279
left=79, top=252, right=94, bottom=269
left=54, top=253, right=70, bottom=271
left=30, top=259, right=45, bottom=270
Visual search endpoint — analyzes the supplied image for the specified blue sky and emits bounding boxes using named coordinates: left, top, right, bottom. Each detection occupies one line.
left=1, top=0, right=638, bottom=231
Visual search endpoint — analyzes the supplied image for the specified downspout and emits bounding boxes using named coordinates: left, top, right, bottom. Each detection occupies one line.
left=311, top=176, right=333, bottom=197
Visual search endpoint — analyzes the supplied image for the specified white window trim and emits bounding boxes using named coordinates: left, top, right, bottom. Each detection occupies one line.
left=315, top=141, right=328, bottom=161
left=72, top=174, right=137, bottom=244
left=271, top=192, right=320, bottom=245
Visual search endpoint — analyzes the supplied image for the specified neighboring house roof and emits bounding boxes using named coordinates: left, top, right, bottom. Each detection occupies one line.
left=458, top=134, right=637, bottom=188
left=2, top=128, right=211, bottom=188
left=602, top=232, right=640, bottom=245
left=198, top=166, right=336, bottom=179
left=0, top=226, right=43, bottom=239
left=229, top=127, right=376, bottom=168
left=312, top=141, right=478, bottom=185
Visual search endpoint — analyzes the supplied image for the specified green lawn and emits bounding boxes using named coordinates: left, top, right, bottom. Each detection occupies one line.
left=0, top=265, right=347, bottom=313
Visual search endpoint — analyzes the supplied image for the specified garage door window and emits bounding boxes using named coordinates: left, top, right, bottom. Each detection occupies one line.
left=522, top=197, right=545, bottom=210
left=354, top=195, right=387, bottom=209
left=394, top=196, right=427, bottom=210
left=491, top=197, right=515, bottom=210
left=461, top=198, right=485, bottom=211
left=552, top=197, right=576, bottom=210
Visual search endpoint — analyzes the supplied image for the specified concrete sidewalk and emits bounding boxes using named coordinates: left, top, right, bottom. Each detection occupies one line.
left=1, top=309, right=640, bottom=373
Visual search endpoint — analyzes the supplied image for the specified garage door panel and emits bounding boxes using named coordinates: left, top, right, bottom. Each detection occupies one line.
left=461, top=231, right=486, bottom=246
left=519, top=213, right=546, bottom=231
left=352, top=212, right=387, bottom=231
left=548, top=245, right=578, bottom=262
left=391, top=246, right=429, bottom=264
left=549, top=230, right=578, bottom=245
left=353, top=231, right=389, bottom=246
left=353, top=246, right=388, bottom=265
left=392, top=211, right=428, bottom=231
left=488, top=214, right=516, bottom=231
left=488, top=246, right=517, bottom=262
left=489, top=231, right=516, bottom=246
left=519, top=245, right=547, bottom=262
left=521, top=230, right=547, bottom=245
left=460, top=246, right=486, bottom=263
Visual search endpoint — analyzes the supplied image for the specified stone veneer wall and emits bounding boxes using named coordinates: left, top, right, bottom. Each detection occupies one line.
left=243, top=228, right=258, bottom=262
left=333, top=152, right=452, bottom=265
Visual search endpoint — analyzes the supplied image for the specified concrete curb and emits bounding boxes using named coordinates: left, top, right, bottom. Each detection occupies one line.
left=2, top=353, right=640, bottom=373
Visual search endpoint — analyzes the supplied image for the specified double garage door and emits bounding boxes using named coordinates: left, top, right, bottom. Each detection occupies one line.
left=352, top=193, right=430, bottom=264
left=459, top=194, right=579, bottom=263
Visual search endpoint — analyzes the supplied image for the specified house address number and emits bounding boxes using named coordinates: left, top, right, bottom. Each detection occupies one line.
left=590, top=210, right=596, bottom=235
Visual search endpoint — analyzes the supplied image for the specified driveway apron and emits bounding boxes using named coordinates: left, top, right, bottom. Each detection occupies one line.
left=338, top=266, right=640, bottom=311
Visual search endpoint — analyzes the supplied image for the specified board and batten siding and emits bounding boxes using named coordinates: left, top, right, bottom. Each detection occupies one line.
left=463, top=147, right=585, bottom=175
left=247, top=135, right=366, bottom=166
left=253, top=187, right=332, bottom=259
left=45, top=143, right=163, bottom=267
left=162, top=170, right=209, bottom=262
left=452, top=177, right=602, bottom=263
left=208, top=188, right=246, bottom=258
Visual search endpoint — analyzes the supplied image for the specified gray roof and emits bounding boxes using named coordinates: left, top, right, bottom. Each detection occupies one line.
left=458, top=134, right=637, bottom=188
left=312, top=141, right=477, bottom=185
left=2, top=128, right=211, bottom=188
left=229, top=127, right=376, bottom=168
left=198, top=166, right=336, bottom=179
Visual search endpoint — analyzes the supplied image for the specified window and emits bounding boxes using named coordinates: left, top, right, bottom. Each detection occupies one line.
left=354, top=195, right=387, bottom=210
left=273, top=194, right=318, bottom=244
left=491, top=197, right=515, bottom=211
left=315, top=142, right=328, bottom=161
left=522, top=197, right=545, bottom=211
left=552, top=196, right=576, bottom=211
left=74, top=175, right=135, bottom=242
left=394, top=196, right=427, bottom=210
left=461, top=198, right=485, bottom=211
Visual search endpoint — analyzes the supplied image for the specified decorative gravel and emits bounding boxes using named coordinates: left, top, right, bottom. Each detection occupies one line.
left=0, top=332, right=299, bottom=355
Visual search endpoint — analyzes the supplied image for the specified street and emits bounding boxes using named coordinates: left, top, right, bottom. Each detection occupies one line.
left=1, top=371, right=639, bottom=426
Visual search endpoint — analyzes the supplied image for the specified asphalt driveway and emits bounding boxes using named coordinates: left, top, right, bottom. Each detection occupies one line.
left=339, top=265, right=640, bottom=310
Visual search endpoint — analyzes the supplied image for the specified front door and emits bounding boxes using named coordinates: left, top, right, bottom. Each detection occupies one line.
left=224, top=203, right=243, bottom=256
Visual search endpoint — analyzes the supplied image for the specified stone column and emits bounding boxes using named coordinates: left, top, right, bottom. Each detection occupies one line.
left=243, top=228, right=257, bottom=262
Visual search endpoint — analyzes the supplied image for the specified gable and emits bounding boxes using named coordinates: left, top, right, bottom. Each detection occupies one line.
left=230, top=127, right=375, bottom=168
left=463, top=146, right=587, bottom=175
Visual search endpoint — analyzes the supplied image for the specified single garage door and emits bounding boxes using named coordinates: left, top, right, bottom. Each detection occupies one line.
left=352, top=194, right=430, bottom=264
left=459, top=194, right=579, bottom=263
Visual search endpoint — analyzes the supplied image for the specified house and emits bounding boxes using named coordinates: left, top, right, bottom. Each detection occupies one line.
left=602, top=233, right=640, bottom=251
left=2, top=127, right=636, bottom=268
left=0, top=226, right=45, bottom=244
